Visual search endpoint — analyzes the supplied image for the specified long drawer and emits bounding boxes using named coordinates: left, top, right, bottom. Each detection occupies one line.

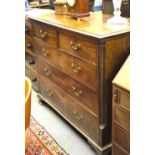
left=39, top=75, right=98, bottom=141
left=63, top=94, right=98, bottom=141
left=31, top=20, right=58, bottom=47
left=59, top=33, right=97, bottom=65
left=25, top=67, right=39, bottom=92
left=37, top=58, right=98, bottom=115
left=34, top=38, right=97, bottom=89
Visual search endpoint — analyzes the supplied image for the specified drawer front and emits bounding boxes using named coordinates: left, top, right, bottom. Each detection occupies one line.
left=39, top=77, right=64, bottom=113
left=25, top=17, right=32, bottom=37
left=113, top=106, right=130, bottom=131
left=34, top=39, right=97, bottom=89
left=25, top=53, right=37, bottom=71
left=113, top=143, right=129, bottom=155
left=25, top=36, right=34, bottom=54
left=113, top=86, right=130, bottom=111
left=113, top=124, right=130, bottom=153
left=37, top=58, right=98, bottom=115
left=31, top=20, right=57, bottom=46
left=25, top=67, right=39, bottom=92
left=59, top=33, right=97, bottom=65
left=63, top=97, right=98, bottom=141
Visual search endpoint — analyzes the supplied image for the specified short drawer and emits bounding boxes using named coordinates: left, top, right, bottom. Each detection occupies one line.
left=25, top=17, right=32, bottom=37
left=113, top=143, right=129, bottom=155
left=113, top=86, right=130, bottom=111
left=25, top=67, right=39, bottom=92
left=59, top=33, right=97, bottom=65
left=113, top=105, right=130, bottom=131
left=63, top=97, right=98, bottom=141
left=37, top=58, right=98, bottom=115
left=39, top=77, right=64, bottom=113
left=25, top=36, right=34, bottom=54
left=31, top=20, right=57, bottom=47
left=113, top=123, right=130, bottom=153
left=34, top=38, right=97, bottom=89
left=25, top=53, right=37, bottom=71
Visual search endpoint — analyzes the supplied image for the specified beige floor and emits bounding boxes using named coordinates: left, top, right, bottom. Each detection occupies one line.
left=31, top=90, right=96, bottom=155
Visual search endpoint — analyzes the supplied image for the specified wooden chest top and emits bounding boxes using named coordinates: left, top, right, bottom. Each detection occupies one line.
left=26, top=9, right=130, bottom=39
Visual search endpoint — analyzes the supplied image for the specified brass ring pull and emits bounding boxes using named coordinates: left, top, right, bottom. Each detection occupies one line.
left=71, top=63, right=81, bottom=73
left=29, top=60, right=35, bottom=65
left=73, top=111, right=84, bottom=120
left=70, top=40, right=80, bottom=50
left=31, top=77, right=37, bottom=82
left=46, top=88, right=54, bottom=97
left=26, top=43, right=32, bottom=48
left=44, top=67, right=51, bottom=76
left=71, top=86, right=83, bottom=96
left=25, top=27, right=28, bottom=33
left=74, top=90, right=83, bottom=96
left=48, top=91, right=54, bottom=97
left=42, top=48, right=49, bottom=57
left=39, top=29, right=47, bottom=39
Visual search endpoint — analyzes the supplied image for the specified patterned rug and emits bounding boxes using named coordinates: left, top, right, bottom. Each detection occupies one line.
left=25, top=116, right=68, bottom=155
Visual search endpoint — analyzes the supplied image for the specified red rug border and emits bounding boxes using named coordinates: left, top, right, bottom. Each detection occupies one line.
left=29, top=115, right=69, bottom=155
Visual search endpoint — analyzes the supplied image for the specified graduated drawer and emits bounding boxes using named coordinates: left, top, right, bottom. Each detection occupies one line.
left=25, top=36, right=34, bottom=54
left=25, top=53, right=37, bottom=71
left=113, top=143, right=129, bottom=155
left=39, top=77, right=64, bottom=113
left=37, top=58, right=98, bottom=115
left=34, top=38, right=97, bottom=89
left=25, top=67, right=39, bottom=92
left=113, top=105, right=130, bottom=131
left=31, top=20, right=57, bottom=47
left=25, top=17, right=32, bottom=37
left=113, top=123, right=130, bottom=153
left=59, top=33, right=97, bottom=65
left=63, top=96, right=98, bottom=141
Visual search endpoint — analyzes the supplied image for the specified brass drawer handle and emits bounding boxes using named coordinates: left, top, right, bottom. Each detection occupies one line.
left=29, top=60, right=35, bottom=65
left=31, top=77, right=37, bottom=82
left=71, top=63, right=81, bottom=73
left=39, top=29, right=47, bottom=39
left=71, top=86, right=83, bottom=96
left=46, top=88, right=54, bottom=97
left=26, top=43, right=32, bottom=48
left=74, top=90, right=83, bottom=96
left=70, top=40, right=81, bottom=50
left=42, top=48, right=49, bottom=57
left=72, top=86, right=77, bottom=91
left=73, top=111, right=84, bottom=120
left=113, top=89, right=120, bottom=103
left=44, top=67, right=51, bottom=76
left=25, top=27, right=29, bottom=33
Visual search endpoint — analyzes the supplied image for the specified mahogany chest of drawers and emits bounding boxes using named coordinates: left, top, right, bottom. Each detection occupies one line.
left=25, top=16, right=39, bottom=92
left=112, top=56, right=130, bottom=155
left=25, top=10, right=130, bottom=155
